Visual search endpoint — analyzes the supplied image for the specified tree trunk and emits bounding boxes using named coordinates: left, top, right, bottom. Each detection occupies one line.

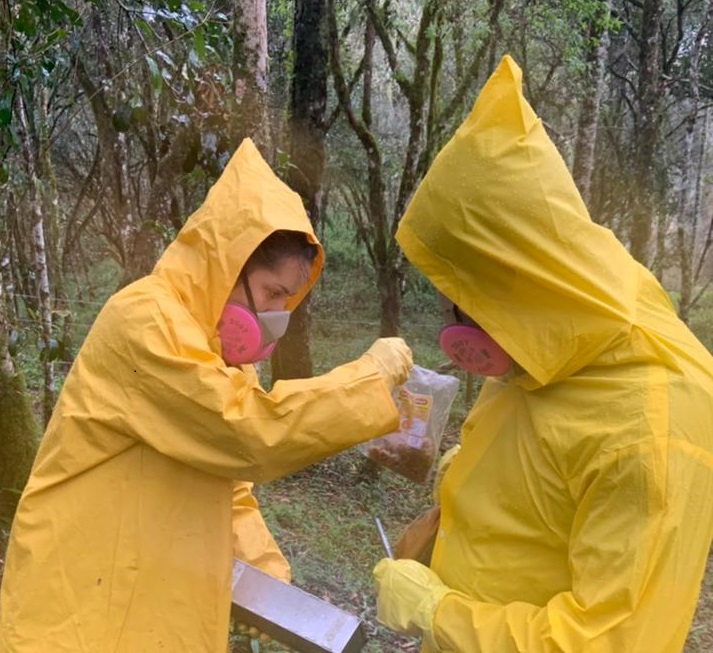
left=232, top=0, right=271, bottom=152
left=572, top=0, right=611, bottom=209
left=17, top=91, right=55, bottom=425
left=628, top=0, right=664, bottom=266
left=272, top=0, right=329, bottom=381
left=376, top=262, right=401, bottom=336
left=690, top=108, right=713, bottom=308
left=0, top=259, right=40, bottom=527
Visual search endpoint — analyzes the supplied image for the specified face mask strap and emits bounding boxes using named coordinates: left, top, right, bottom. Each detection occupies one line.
left=453, top=304, right=479, bottom=329
left=238, top=272, right=291, bottom=344
left=242, top=274, right=258, bottom=314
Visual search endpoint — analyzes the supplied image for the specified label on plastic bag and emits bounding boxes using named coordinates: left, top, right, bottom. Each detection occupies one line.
left=362, top=365, right=459, bottom=483
left=397, top=388, right=431, bottom=446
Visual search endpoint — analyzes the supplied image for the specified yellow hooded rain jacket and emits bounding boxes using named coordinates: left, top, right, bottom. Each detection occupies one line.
left=0, top=139, right=399, bottom=652
left=396, top=56, right=713, bottom=652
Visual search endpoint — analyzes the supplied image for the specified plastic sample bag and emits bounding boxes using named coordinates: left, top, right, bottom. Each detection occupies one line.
left=361, top=365, right=459, bottom=483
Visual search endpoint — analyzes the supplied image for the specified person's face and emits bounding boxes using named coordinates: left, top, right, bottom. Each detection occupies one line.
left=227, top=255, right=310, bottom=312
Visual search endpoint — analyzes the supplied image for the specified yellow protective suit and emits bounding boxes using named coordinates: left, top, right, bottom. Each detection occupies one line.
left=0, top=139, right=400, bottom=652
left=231, top=481, right=291, bottom=583
left=394, top=56, right=713, bottom=652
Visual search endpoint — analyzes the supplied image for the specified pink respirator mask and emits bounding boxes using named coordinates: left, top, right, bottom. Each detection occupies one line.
left=437, top=292, right=512, bottom=377
left=218, top=277, right=290, bottom=366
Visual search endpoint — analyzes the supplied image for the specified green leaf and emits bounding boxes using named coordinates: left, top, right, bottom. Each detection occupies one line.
left=136, top=18, right=153, bottom=39
left=145, top=56, right=163, bottom=92
left=0, top=99, right=11, bottom=127
left=16, top=5, right=37, bottom=37
left=49, top=2, right=67, bottom=23
left=193, top=27, right=205, bottom=60
left=42, top=56, right=57, bottom=75
left=59, top=2, right=81, bottom=26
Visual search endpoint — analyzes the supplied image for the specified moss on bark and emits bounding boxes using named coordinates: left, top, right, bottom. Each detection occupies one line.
left=0, top=366, right=40, bottom=527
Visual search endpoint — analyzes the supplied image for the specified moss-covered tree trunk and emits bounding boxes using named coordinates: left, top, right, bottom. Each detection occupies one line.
left=0, top=277, right=40, bottom=526
left=0, top=357, right=40, bottom=527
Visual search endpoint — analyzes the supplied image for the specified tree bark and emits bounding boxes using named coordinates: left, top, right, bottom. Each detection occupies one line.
left=231, top=0, right=271, bottom=152
left=572, top=0, right=611, bottom=209
left=17, top=90, right=55, bottom=425
left=271, top=0, right=329, bottom=381
left=0, top=254, right=40, bottom=527
left=628, top=0, right=664, bottom=266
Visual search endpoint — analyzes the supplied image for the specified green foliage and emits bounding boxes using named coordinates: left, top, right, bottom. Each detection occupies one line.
left=37, top=336, right=61, bottom=362
left=10, top=0, right=80, bottom=40
left=14, top=258, right=123, bottom=393
left=7, top=329, right=20, bottom=356
left=312, top=208, right=377, bottom=316
left=0, top=0, right=80, bottom=166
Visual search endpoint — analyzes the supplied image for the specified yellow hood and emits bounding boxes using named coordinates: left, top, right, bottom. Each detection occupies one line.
left=396, top=55, right=677, bottom=386
left=153, top=137, right=324, bottom=343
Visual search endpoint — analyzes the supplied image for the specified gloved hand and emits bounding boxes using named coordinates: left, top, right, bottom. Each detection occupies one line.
left=363, top=337, right=413, bottom=389
left=373, top=557, right=452, bottom=649
left=433, top=444, right=460, bottom=505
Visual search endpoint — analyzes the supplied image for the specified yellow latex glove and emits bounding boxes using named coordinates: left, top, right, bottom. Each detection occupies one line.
left=363, top=338, right=414, bottom=389
left=373, top=558, right=452, bottom=649
left=432, top=444, right=461, bottom=505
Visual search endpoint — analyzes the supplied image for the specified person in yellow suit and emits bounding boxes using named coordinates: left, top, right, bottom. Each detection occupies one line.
left=0, top=138, right=413, bottom=652
left=373, top=55, right=713, bottom=652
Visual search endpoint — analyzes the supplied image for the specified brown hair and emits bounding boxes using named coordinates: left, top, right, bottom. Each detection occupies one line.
left=241, top=230, right=318, bottom=278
